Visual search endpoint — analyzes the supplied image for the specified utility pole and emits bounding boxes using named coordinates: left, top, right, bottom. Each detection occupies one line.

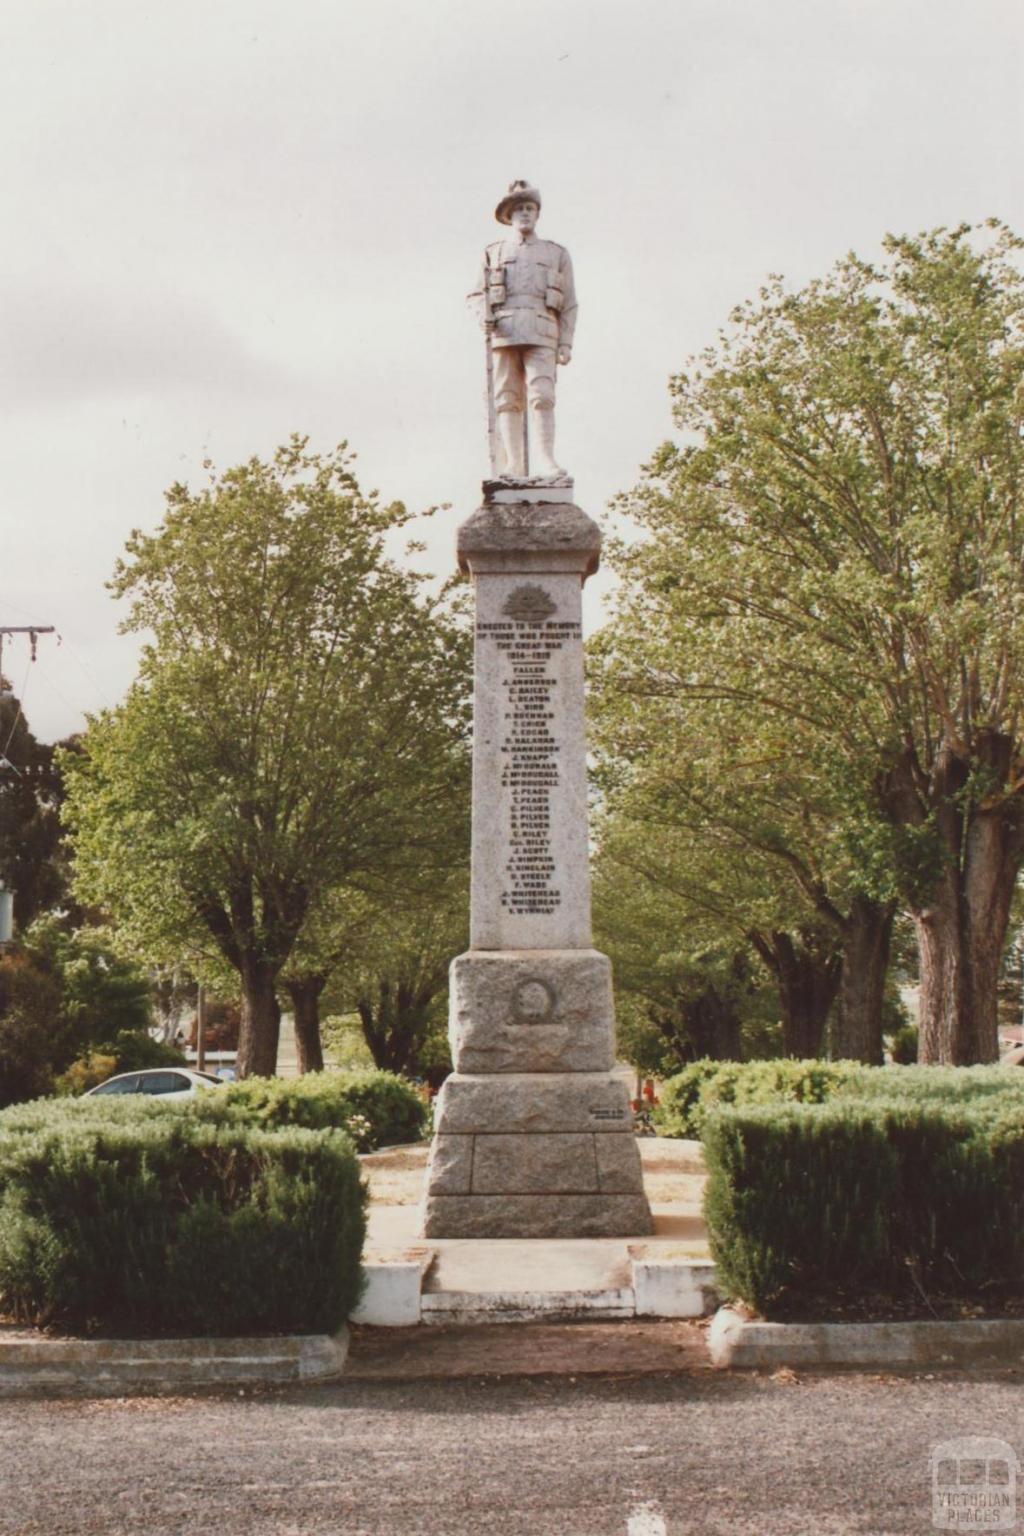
left=0, top=625, right=56, bottom=679
left=196, top=982, right=207, bottom=1074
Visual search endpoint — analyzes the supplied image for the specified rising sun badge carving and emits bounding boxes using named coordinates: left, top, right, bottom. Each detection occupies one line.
left=502, top=584, right=557, bottom=623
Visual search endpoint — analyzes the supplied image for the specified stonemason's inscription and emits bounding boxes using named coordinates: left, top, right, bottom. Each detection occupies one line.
left=476, top=598, right=582, bottom=918
left=502, top=584, right=557, bottom=623
left=511, top=978, right=556, bottom=1023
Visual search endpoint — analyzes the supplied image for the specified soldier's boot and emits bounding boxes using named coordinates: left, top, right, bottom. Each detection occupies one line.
left=531, top=407, right=566, bottom=479
left=497, top=410, right=526, bottom=478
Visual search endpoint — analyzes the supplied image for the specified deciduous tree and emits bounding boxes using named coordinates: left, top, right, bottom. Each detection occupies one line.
left=63, top=439, right=471, bottom=1076
left=599, top=223, right=1024, bottom=1064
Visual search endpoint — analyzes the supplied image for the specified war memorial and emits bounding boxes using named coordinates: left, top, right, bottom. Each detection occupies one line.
left=421, top=181, right=652, bottom=1238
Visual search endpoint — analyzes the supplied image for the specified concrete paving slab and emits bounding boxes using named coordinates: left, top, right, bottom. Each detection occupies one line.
left=424, top=1238, right=632, bottom=1294
left=365, top=1190, right=710, bottom=1262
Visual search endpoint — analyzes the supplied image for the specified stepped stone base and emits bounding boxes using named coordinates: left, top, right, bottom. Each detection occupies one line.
left=421, top=1072, right=653, bottom=1238
left=422, top=1192, right=653, bottom=1240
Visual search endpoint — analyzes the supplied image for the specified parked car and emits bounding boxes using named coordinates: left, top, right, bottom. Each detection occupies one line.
left=84, top=1068, right=227, bottom=1100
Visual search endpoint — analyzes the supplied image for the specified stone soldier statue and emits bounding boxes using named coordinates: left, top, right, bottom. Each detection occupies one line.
left=469, top=180, right=577, bottom=481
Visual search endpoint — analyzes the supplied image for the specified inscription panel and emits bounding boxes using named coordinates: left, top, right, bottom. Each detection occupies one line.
left=470, top=573, right=592, bottom=949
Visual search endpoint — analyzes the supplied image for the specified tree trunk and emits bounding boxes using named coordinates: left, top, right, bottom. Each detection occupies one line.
left=235, top=959, right=282, bottom=1078
left=686, top=987, right=743, bottom=1060
left=913, top=833, right=1018, bottom=1064
left=833, top=895, right=895, bottom=1064
left=357, top=977, right=435, bottom=1075
left=285, top=973, right=327, bottom=1074
left=752, top=929, right=842, bottom=1058
left=901, top=737, right=1024, bottom=1065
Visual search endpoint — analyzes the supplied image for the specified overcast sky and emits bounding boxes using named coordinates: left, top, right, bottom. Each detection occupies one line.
left=2, top=0, right=1022, bottom=742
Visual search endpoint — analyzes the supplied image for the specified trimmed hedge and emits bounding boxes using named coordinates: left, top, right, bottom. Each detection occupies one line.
left=188, top=1071, right=428, bottom=1149
left=703, top=1099, right=1024, bottom=1316
left=658, top=1058, right=1024, bottom=1138
left=0, top=1068, right=428, bottom=1152
left=0, top=1106, right=366, bottom=1336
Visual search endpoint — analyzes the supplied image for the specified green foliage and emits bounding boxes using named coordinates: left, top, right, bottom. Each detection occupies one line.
left=703, top=1092, right=1024, bottom=1314
left=54, top=1033, right=187, bottom=1096
left=658, top=1058, right=853, bottom=1138
left=595, top=221, right=1024, bottom=1064
left=23, top=918, right=153, bottom=1046
left=0, top=1106, right=366, bottom=1335
left=0, top=949, right=69, bottom=1107
left=0, top=922, right=158, bottom=1108
left=321, top=1015, right=375, bottom=1071
left=659, top=1057, right=1024, bottom=1136
left=0, top=690, right=66, bottom=930
left=592, top=830, right=782, bottom=1069
left=184, top=1070, right=428, bottom=1149
left=703, top=1104, right=894, bottom=1311
left=100, top=1032, right=186, bottom=1073
left=653, top=1059, right=724, bottom=1138
left=889, top=1023, right=919, bottom=1064
left=60, top=437, right=471, bottom=1074
left=52, top=1054, right=119, bottom=1097
left=315, top=866, right=467, bottom=1081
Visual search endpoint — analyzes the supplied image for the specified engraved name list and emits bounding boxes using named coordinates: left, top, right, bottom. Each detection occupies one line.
left=476, top=604, right=582, bottom=918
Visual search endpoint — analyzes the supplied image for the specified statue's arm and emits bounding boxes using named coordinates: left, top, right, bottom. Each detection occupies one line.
left=557, top=248, right=578, bottom=356
left=467, top=249, right=492, bottom=330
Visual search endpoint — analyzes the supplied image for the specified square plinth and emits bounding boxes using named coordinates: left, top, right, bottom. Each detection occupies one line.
left=449, top=949, right=614, bottom=1074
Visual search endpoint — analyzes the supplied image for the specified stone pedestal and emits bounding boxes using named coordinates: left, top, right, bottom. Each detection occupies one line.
left=421, top=487, right=652, bottom=1239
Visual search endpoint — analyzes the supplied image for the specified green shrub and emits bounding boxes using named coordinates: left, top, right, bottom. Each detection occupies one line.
left=0, top=1106, right=366, bottom=1336
left=53, top=1053, right=119, bottom=1097
left=54, top=1033, right=187, bottom=1096
left=889, top=1024, right=919, bottom=1064
left=100, top=1032, right=187, bottom=1074
left=0, top=950, right=70, bottom=1107
left=659, top=1057, right=1024, bottom=1137
left=0, top=1068, right=429, bottom=1153
left=839, top=1063, right=1024, bottom=1109
left=658, top=1059, right=855, bottom=1138
left=655, top=1060, right=723, bottom=1138
left=185, top=1070, right=428, bottom=1149
left=703, top=1098, right=1024, bottom=1316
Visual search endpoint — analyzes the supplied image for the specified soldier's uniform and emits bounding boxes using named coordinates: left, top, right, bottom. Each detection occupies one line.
left=469, top=181, right=578, bottom=478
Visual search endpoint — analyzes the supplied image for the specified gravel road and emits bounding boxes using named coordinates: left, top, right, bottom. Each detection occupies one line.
left=2, top=1371, right=1022, bottom=1536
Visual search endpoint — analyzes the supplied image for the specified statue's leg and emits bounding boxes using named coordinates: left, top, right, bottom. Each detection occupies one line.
left=525, top=347, right=564, bottom=478
left=493, top=348, right=526, bottom=478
